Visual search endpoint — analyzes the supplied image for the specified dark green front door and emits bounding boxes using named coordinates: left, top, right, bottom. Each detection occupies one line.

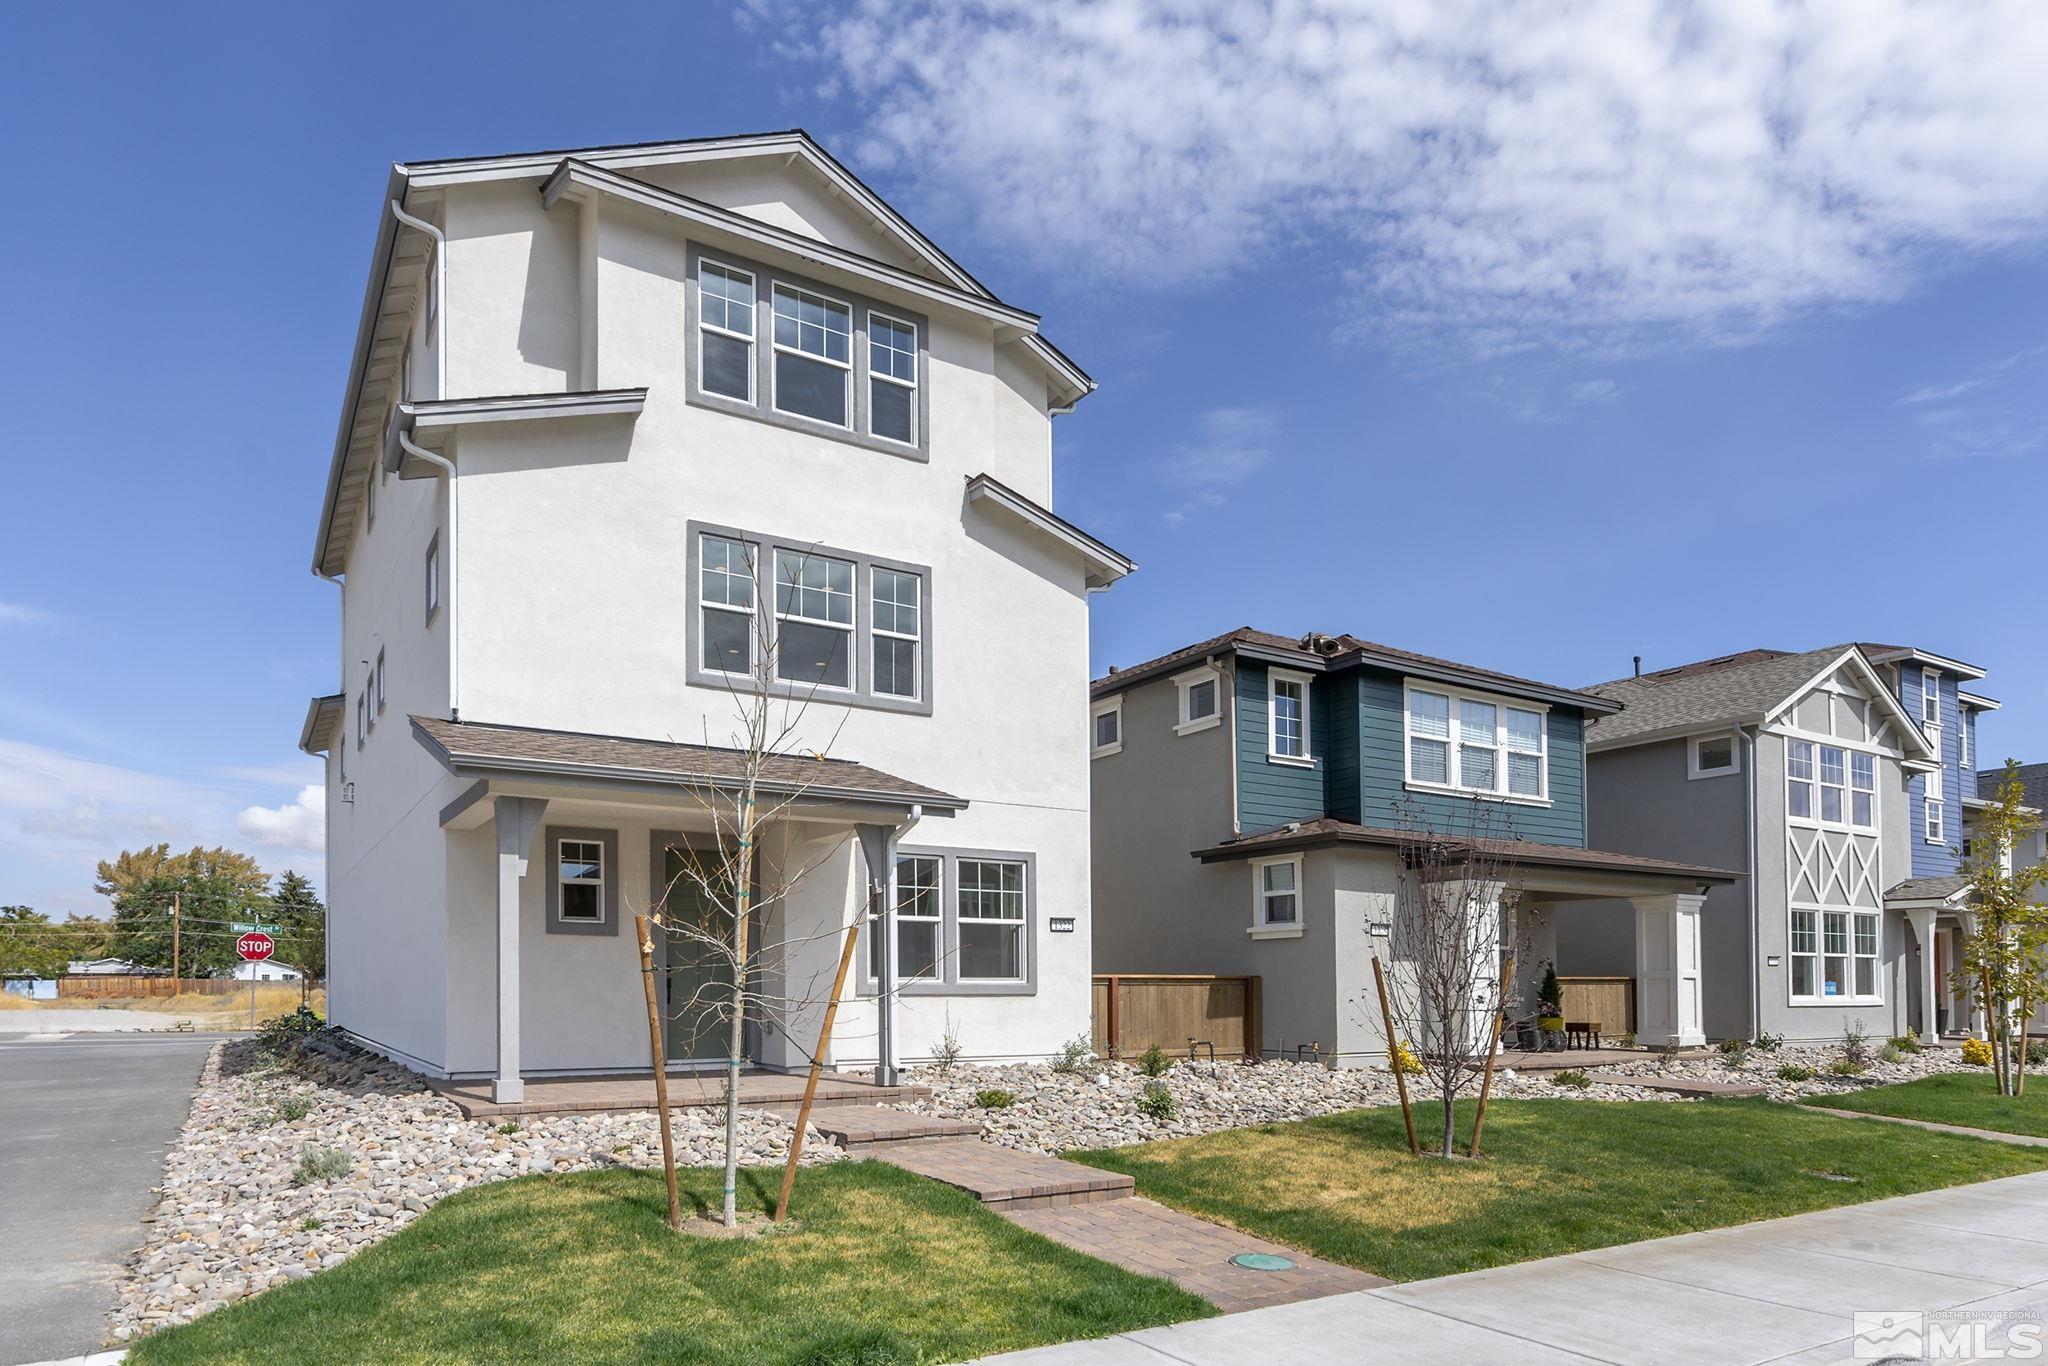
left=660, top=846, right=743, bottom=1066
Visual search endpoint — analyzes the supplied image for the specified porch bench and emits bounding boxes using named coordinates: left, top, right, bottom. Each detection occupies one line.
left=1564, top=1021, right=1600, bottom=1050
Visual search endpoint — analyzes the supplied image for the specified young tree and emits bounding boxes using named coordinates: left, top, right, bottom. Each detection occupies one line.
left=1380, top=808, right=1531, bottom=1157
left=271, top=871, right=327, bottom=978
left=1956, top=761, right=2048, bottom=1096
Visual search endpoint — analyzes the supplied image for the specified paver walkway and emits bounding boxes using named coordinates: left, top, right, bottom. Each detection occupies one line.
left=1804, top=1104, right=2048, bottom=1147
left=1587, top=1070, right=1768, bottom=1098
left=982, top=1168, right=2048, bottom=1364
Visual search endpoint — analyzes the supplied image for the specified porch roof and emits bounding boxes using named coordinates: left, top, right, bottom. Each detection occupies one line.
left=1192, top=818, right=1735, bottom=893
left=410, top=716, right=966, bottom=814
left=1885, top=874, right=1973, bottom=909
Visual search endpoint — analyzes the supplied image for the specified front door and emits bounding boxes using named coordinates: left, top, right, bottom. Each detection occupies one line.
left=658, top=845, right=757, bottom=1067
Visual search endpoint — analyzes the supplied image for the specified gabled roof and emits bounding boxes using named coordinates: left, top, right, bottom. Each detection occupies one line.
left=1885, top=874, right=1972, bottom=908
left=964, top=473, right=1133, bottom=588
left=1586, top=644, right=1934, bottom=757
left=298, top=694, right=344, bottom=755
left=1980, top=763, right=2048, bottom=815
left=1091, top=628, right=1619, bottom=714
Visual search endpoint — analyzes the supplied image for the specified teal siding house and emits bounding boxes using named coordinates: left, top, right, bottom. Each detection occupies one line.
left=1090, top=628, right=1732, bottom=1066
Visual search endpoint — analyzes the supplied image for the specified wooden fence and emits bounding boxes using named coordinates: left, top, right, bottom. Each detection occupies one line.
left=1092, top=974, right=1261, bottom=1061
left=57, top=975, right=242, bottom=999
left=1557, top=975, right=1635, bottom=1038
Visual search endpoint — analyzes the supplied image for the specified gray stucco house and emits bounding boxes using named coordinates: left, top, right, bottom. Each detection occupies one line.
left=1564, top=643, right=1992, bottom=1045
left=1090, top=628, right=1733, bottom=1066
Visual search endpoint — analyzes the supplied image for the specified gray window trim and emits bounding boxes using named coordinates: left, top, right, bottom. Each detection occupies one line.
left=544, top=826, right=620, bottom=936
left=858, top=845, right=1037, bottom=998
left=684, top=244, right=931, bottom=463
left=685, top=519, right=933, bottom=716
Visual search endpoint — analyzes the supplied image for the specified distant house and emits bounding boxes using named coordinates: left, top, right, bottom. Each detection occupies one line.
left=66, top=957, right=155, bottom=976
left=229, top=960, right=305, bottom=983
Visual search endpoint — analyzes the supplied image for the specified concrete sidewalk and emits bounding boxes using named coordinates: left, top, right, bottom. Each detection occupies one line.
left=988, top=1169, right=2048, bottom=1365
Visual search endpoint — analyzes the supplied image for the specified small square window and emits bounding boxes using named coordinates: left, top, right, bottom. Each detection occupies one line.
left=1691, top=734, right=1736, bottom=777
left=1092, top=699, right=1122, bottom=757
left=558, top=839, right=604, bottom=923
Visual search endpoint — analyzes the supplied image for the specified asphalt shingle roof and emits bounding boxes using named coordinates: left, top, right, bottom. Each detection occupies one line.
left=1885, top=874, right=1971, bottom=905
left=1981, top=763, right=2048, bottom=815
left=1192, top=817, right=1736, bottom=881
left=1585, top=645, right=1857, bottom=746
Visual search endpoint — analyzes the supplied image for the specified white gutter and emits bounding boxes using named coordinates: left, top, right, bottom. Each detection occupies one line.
left=400, top=433, right=460, bottom=721
left=388, top=199, right=445, bottom=397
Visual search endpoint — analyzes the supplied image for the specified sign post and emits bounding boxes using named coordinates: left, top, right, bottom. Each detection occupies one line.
left=236, top=931, right=276, bottom=1031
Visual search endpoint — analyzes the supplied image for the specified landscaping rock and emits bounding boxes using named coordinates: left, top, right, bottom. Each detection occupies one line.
left=1598, top=1039, right=1978, bottom=1102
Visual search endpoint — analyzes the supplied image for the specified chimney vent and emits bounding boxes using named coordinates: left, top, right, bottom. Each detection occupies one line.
left=1633, top=655, right=1642, bottom=678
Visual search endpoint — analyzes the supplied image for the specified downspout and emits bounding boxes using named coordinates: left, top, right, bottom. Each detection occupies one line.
left=400, top=432, right=459, bottom=722
left=1741, top=725, right=1760, bottom=1041
left=388, top=199, right=446, bottom=397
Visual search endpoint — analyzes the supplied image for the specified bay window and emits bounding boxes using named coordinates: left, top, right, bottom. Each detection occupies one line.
left=1404, top=683, right=1549, bottom=800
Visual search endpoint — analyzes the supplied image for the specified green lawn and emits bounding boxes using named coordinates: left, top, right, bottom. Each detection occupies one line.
left=1803, top=1071, right=2048, bottom=1137
left=1069, top=1098, right=2048, bottom=1283
left=130, top=1163, right=1213, bottom=1365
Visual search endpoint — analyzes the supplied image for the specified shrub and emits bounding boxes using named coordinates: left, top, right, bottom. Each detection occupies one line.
left=1827, top=1057, right=1867, bottom=1077
left=1878, top=1043, right=1905, bottom=1065
left=301, top=1217, right=323, bottom=1232
left=1840, top=1020, right=1871, bottom=1071
left=2028, top=1040, right=2048, bottom=1067
left=975, top=1088, right=1016, bottom=1109
left=1887, top=1032, right=1922, bottom=1055
left=928, top=1018, right=965, bottom=1076
left=291, top=1145, right=353, bottom=1187
left=1048, top=1033, right=1098, bottom=1076
left=1717, top=1038, right=1750, bottom=1066
left=274, top=1094, right=313, bottom=1123
left=1138, top=1080, right=1176, bottom=1122
left=1616, top=1031, right=1637, bottom=1049
left=1777, top=1063, right=1816, bottom=1082
left=1962, top=1037, right=1994, bottom=1067
left=1752, top=1031, right=1785, bottom=1052
left=1389, top=1040, right=1423, bottom=1076
left=1137, top=1044, right=1173, bottom=1078
left=258, top=1005, right=325, bottom=1058
left=1550, top=1069, right=1592, bottom=1090
left=496, top=1121, right=521, bottom=1136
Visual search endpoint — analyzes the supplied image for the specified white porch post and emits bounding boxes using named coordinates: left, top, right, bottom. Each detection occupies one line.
left=1906, top=908, right=1939, bottom=1041
left=1633, top=893, right=1707, bottom=1047
left=855, top=823, right=898, bottom=1086
left=493, top=796, right=547, bottom=1104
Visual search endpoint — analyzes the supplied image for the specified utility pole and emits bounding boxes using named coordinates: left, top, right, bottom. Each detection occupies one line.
left=171, top=891, right=181, bottom=986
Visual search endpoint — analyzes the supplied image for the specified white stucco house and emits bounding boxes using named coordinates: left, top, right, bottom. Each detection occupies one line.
left=230, top=960, right=306, bottom=983
left=300, top=131, right=1130, bottom=1100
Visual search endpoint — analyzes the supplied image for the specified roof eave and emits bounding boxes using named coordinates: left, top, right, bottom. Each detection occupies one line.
left=964, top=473, right=1134, bottom=588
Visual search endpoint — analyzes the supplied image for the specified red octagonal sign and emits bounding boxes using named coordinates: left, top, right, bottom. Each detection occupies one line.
left=236, top=932, right=275, bottom=962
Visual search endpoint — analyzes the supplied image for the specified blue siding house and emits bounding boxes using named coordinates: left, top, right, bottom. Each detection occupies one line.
left=1864, top=646, right=1997, bottom=878
left=1090, top=628, right=1733, bottom=1064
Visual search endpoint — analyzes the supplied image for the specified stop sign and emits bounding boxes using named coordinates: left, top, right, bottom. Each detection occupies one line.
left=236, top=932, right=275, bottom=962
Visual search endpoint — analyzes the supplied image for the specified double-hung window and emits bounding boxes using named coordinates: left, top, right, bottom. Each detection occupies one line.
left=1269, top=670, right=1310, bottom=761
left=1926, top=767, right=1946, bottom=843
left=871, top=566, right=921, bottom=699
left=1787, top=739, right=1815, bottom=819
left=958, top=859, right=1027, bottom=981
left=1959, top=711, right=1973, bottom=769
left=557, top=838, right=605, bottom=924
left=873, top=854, right=942, bottom=981
left=771, top=283, right=852, bottom=427
left=1253, top=857, right=1301, bottom=934
left=699, top=534, right=758, bottom=676
left=868, top=311, right=917, bottom=445
left=773, top=549, right=855, bottom=690
left=1850, top=751, right=1875, bottom=828
left=1790, top=908, right=1879, bottom=1001
left=1921, top=669, right=1942, bottom=737
left=1818, top=746, right=1846, bottom=824
left=1405, top=685, right=1549, bottom=800
left=698, top=261, right=756, bottom=401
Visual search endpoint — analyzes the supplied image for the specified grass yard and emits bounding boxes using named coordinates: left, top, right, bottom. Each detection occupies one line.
left=1803, top=1071, right=2048, bottom=1137
left=1069, top=1097, right=2048, bottom=1283
left=130, top=1163, right=1213, bottom=1365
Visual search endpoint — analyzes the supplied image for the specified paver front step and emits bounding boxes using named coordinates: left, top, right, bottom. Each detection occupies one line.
left=772, top=1104, right=983, bottom=1151
left=875, top=1138, right=1135, bottom=1210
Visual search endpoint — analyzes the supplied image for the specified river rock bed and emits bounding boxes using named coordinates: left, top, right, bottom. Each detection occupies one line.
left=1595, top=1039, right=1979, bottom=1102
left=110, top=1034, right=838, bottom=1345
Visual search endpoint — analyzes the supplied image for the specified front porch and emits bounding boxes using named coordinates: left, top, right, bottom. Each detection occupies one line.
left=428, top=1067, right=929, bottom=1119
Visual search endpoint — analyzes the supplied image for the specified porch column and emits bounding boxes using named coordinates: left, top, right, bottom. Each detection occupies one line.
left=855, top=823, right=897, bottom=1086
left=1633, top=893, right=1707, bottom=1047
left=1905, top=908, right=1939, bottom=1041
left=493, top=796, right=547, bottom=1104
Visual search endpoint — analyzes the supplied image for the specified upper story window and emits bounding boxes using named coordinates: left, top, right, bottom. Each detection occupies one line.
left=698, top=261, right=756, bottom=402
left=424, top=534, right=441, bottom=625
left=1250, top=856, right=1304, bottom=938
left=1405, top=683, right=1548, bottom=801
left=375, top=648, right=386, bottom=716
left=686, top=522, right=931, bottom=714
left=1959, top=711, right=1973, bottom=768
left=1786, top=738, right=1876, bottom=831
left=868, top=311, right=918, bottom=446
left=772, top=284, right=853, bottom=428
left=1921, top=669, right=1942, bottom=735
left=1268, top=669, right=1312, bottom=764
left=1690, top=733, right=1739, bottom=780
left=1926, top=766, right=1946, bottom=843
left=1091, top=697, right=1123, bottom=758
left=687, top=247, right=931, bottom=462
left=1175, top=667, right=1222, bottom=735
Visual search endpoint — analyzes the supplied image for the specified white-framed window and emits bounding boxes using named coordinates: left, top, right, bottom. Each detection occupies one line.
left=1787, top=738, right=1814, bottom=820
left=1851, top=751, right=1876, bottom=828
left=1091, top=697, right=1123, bottom=758
left=1788, top=737, right=1880, bottom=830
left=699, top=533, right=758, bottom=676
left=1404, top=683, right=1549, bottom=801
left=1818, top=745, right=1847, bottom=824
left=1921, top=669, right=1942, bottom=736
left=1789, top=907, right=1881, bottom=1002
left=773, top=548, right=855, bottom=690
left=424, top=534, right=441, bottom=624
left=356, top=691, right=366, bottom=749
left=375, top=648, right=386, bottom=716
left=698, top=260, right=756, bottom=402
left=957, top=858, right=1026, bottom=981
left=1268, top=669, right=1312, bottom=763
left=871, top=566, right=921, bottom=699
left=867, top=310, right=917, bottom=445
left=1926, top=767, right=1946, bottom=844
left=556, top=838, right=605, bottom=923
left=872, top=853, right=942, bottom=981
left=1174, top=667, right=1222, bottom=734
left=1689, top=733, right=1740, bottom=780
left=1251, top=856, right=1303, bottom=937
left=771, top=283, right=852, bottom=427
left=1959, top=711, right=1973, bottom=768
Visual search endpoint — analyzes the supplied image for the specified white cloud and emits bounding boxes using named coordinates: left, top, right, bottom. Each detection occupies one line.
left=1157, top=407, right=1277, bottom=527
left=0, top=602, right=52, bottom=627
left=794, top=0, right=2048, bottom=353
left=238, top=785, right=326, bottom=853
left=1895, top=343, right=2048, bottom=459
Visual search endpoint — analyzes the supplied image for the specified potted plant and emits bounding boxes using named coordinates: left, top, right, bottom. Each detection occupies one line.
left=1536, top=961, right=1565, bottom=1046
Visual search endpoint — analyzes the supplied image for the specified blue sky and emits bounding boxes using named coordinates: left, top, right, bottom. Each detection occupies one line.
left=3, top=2, right=2045, bottom=915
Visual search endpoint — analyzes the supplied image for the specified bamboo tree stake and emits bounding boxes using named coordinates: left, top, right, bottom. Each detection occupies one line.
left=723, top=788, right=757, bottom=1229
left=775, top=898, right=868, bottom=1222
left=1468, top=954, right=1514, bottom=1159
left=635, top=914, right=682, bottom=1231
left=2018, top=996, right=2033, bottom=1099
left=1372, top=953, right=1418, bottom=1155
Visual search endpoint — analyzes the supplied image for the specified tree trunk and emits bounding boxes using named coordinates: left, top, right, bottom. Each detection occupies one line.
left=723, top=789, right=757, bottom=1228
left=1439, top=1092, right=1455, bottom=1158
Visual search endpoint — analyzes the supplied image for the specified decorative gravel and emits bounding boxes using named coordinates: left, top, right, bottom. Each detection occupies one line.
left=889, top=1057, right=1678, bottom=1155
left=1595, top=1040, right=1981, bottom=1103
left=110, top=1034, right=839, bottom=1345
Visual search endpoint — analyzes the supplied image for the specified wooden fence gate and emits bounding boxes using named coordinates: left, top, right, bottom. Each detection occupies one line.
left=1092, top=974, right=1261, bottom=1061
